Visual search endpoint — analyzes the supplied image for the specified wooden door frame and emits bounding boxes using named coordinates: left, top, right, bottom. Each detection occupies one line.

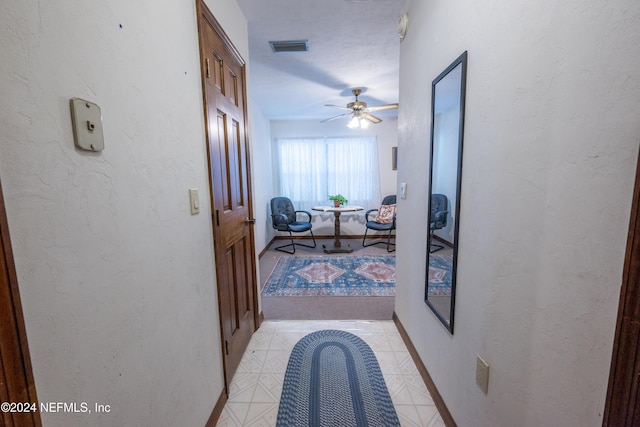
left=604, top=150, right=640, bottom=425
left=195, top=0, right=260, bottom=393
left=0, top=181, right=41, bottom=427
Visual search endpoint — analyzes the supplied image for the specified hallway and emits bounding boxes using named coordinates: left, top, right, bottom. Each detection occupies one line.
left=216, top=320, right=444, bottom=426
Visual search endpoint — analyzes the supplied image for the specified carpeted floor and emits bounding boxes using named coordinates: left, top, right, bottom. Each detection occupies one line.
left=260, top=238, right=395, bottom=320
left=426, top=246, right=454, bottom=324
left=427, top=252, right=453, bottom=296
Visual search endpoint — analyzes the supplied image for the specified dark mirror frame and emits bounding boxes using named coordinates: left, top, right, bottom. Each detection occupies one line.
left=425, top=51, right=467, bottom=333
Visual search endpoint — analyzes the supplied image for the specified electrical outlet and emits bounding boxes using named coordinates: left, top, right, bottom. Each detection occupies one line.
left=476, top=355, right=490, bottom=394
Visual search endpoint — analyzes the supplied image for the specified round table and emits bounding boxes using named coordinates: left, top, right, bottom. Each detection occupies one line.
left=312, top=205, right=364, bottom=253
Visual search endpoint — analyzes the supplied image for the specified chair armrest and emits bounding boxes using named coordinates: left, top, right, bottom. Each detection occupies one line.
left=271, top=213, right=288, bottom=223
left=431, top=210, right=448, bottom=229
left=434, top=210, right=448, bottom=222
left=295, top=210, right=312, bottom=222
left=365, top=208, right=379, bottom=222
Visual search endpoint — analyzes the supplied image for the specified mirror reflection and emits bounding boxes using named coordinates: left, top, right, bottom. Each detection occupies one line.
left=425, top=52, right=467, bottom=333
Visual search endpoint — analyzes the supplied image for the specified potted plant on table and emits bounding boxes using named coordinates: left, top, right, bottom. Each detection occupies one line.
left=328, top=194, right=348, bottom=208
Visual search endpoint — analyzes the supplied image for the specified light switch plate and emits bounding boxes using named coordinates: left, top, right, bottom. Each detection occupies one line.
left=70, top=98, right=104, bottom=152
left=476, top=355, right=490, bottom=394
left=189, top=188, right=200, bottom=215
left=400, top=182, right=407, bottom=199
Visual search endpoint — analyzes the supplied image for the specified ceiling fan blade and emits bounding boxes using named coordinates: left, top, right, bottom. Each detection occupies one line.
left=321, top=112, right=351, bottom=123
left=362, top=112, right=382, bottom=124
left=366, top=103, right=399, bottom=112
left=325, top=104, right=352, bottom=111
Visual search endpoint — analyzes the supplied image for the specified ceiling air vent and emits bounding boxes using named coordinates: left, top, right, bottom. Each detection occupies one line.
left=269, top=40, right=309, bottom=53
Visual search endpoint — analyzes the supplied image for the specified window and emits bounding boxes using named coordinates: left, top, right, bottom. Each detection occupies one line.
left=277, top=136, right=380, bottom=210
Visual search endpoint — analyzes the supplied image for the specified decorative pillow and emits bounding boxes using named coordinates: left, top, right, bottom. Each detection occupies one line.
left=374, top=204, right=396, bottom=224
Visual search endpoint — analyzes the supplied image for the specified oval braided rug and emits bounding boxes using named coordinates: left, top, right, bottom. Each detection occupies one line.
left=276, top=330, right=400, bottom=427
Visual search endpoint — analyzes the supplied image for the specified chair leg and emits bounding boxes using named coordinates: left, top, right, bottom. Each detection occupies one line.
left=362, top=227, right=375, bottom=247
left=295, top=229, right=317, bottom=249
left=386, top=229, right=396, bottom=253
left=362, top=228, right=368, bottom=247
left=274, top=230, right=316, bottom=254
left=429, top=230, right=444, bottom=253
left=274, top=232, right=296, bottom=254
left=430, top=243, right=444, bottom=253
left=363, top=227, right=395, bottom=251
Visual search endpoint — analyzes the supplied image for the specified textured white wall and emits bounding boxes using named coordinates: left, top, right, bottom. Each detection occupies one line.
left=0, top=0, right=248, bottom=425
left=269, top=118, right=398, bottom=239
left=395, top=0, right=640, bottom=426
left=249, top=99, right=276, bottom=254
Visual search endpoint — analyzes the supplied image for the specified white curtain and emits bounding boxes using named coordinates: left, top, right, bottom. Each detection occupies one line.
left=277, top=136, right=380, bottom=210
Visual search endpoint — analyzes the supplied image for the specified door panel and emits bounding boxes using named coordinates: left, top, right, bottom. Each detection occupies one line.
left=197, top=1, right=258, bottom=391
left=0, top=182, right=41, bottom=427
left=605, top=151, right=640, bottom=425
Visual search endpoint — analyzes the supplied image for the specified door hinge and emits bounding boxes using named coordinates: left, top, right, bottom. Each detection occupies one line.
left=205, top=58, right=211, bottom=78
left=215, top=210, right=220, bottom=226
left=225, top=340, right=229, bottom=355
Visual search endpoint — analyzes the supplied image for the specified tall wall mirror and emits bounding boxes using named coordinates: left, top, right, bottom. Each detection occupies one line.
left=425, top=51, right=467, bottom=333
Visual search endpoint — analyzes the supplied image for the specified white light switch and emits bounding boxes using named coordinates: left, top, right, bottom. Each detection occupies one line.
left=70, top=98, right=104, bottom=152
left=189, top=188, right=200, bottom=215
left=476, top=355, right=490, bottom=394
left=400, top=182, right=407, bottom=199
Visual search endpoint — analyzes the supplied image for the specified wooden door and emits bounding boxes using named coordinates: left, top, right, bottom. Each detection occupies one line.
left=604, top=151, right=640, bottom=426
left=197, top=1, right=258, bottom=390
left=0, top=181, right=41, bottom=427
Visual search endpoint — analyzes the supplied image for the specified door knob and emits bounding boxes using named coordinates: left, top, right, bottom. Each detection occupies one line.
left=245, top=217, right=256, bottom=224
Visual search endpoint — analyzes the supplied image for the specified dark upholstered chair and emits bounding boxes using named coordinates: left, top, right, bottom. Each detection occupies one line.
left=270, top=197, right=316, bottom=254
left=430, top=193, right=449, bottom=253
left=362, top=195, right=396, bottom=252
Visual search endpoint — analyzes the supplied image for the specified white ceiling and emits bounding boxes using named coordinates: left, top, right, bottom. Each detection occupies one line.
left=236, top=0, right=407, bottom=122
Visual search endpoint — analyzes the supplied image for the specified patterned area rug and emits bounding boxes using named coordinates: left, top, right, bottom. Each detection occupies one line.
left=261, top=255, right=395, bottom=297
left=428, top=253, right=453, bottom=296
left=276, top=330, right=400, bottom=427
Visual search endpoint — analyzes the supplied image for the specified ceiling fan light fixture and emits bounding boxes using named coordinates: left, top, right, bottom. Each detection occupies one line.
left=324, top=88, right=398, bottom=126
left=346, top=113, right=370, bottom=129
left=347, top=116, right=361, bottom=129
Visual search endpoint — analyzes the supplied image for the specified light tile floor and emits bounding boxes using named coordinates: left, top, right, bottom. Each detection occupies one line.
left=216, top=320, right=445, bottom=427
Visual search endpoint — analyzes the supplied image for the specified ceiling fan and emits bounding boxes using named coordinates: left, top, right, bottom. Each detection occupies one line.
left=321, top=88, right=399, bottom=128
